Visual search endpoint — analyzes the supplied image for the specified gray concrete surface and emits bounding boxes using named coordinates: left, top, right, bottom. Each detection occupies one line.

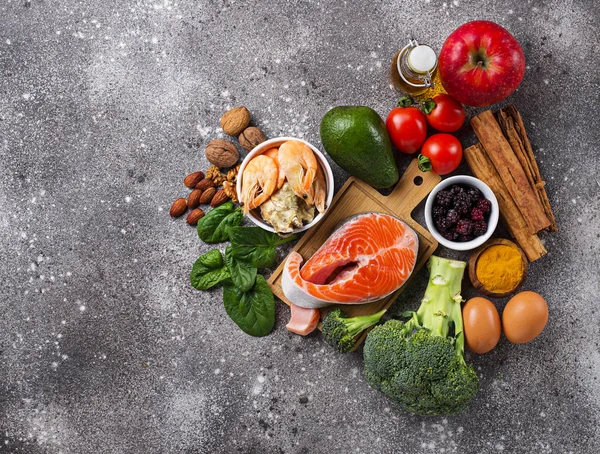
left=1, top=0, right=599, bottom=453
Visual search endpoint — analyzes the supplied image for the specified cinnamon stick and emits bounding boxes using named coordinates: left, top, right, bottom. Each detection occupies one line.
left=471, top=110, right=551, bottom=234
left=464, top=143, right=547, bottom=262
left=497, top=106, right=558, bottom=232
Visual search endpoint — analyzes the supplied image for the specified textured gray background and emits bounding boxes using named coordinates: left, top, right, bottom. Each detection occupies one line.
left=1, top=0, right=599, bottom=453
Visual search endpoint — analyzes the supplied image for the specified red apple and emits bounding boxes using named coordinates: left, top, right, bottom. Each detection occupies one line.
left=439, top=20, right=525, bottom=107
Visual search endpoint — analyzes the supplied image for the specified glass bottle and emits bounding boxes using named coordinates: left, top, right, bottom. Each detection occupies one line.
left=390, top=39, right=444, bottom=98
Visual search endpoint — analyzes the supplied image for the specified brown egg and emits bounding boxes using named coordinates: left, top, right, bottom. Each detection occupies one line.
left=502, top=291, right=548, bottom=344
left=463, top=297, right=501, bottom=354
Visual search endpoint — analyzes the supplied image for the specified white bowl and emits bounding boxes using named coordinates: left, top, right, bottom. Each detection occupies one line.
left=425, top=175, right=499, bottom=251
left=236, top=137, right=335, bottom=234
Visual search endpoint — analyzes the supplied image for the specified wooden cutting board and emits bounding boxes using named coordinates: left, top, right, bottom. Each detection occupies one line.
left=268, top=159, right=441, bottom=349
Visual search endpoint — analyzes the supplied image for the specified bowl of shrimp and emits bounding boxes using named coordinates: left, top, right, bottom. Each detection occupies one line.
left=236, top=137, right=334, bottom=235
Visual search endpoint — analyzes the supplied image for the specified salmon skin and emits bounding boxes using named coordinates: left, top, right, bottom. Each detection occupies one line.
left=282, top=213, right=418, bottom=308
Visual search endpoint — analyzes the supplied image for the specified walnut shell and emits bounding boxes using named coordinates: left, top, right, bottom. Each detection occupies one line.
left=205, top=139, right=239, bottom=168
left=238, top=127, right=267, bottom=152
left=220, top=106, right=251, bottom=136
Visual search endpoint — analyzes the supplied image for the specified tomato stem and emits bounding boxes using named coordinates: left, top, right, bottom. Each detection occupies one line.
left=422, top=98, right=436, bottom=115
left=397, top=96, right=415, bottom=107
left=418, top=154, right=432, bottom=172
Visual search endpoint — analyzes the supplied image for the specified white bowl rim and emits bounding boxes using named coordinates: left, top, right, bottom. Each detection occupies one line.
left=236, top=136, right=335, bottom=234
left=425, top=175, right=499, bottom=251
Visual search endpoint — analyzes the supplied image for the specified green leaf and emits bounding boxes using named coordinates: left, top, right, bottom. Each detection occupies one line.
left=225, top=245, right=257, bottom=293
left=190, top=250, right=231, bottom=290
left=196, top=202, right=243, bottom=244
left=198, top=249, right=225, bottom=269
left=223, top=275, right=275, bottom=337
left=230, top=244, right=277, bottom=269
left=228, top=226, right=297, bottom=268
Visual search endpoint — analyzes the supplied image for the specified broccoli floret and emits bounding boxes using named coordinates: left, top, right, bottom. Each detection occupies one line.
left=322, top=308, right=386, bottom=353
left=363, top=255, right=479, bottom=416
left=430, top=356, right=479, bottom=414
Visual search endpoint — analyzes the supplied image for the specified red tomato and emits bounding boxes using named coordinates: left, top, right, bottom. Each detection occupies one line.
left=385, top=107, right=427, bottom=154
left=424, top=94, right=466, bottom=132
left=419, top=134, right=463, bottom=175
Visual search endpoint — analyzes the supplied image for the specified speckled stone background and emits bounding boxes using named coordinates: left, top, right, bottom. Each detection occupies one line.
left=1, top=0, right=599, bottom=453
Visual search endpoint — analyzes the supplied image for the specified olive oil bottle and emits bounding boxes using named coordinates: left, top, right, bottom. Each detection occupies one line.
left=390, top=39, right=446, bottom=100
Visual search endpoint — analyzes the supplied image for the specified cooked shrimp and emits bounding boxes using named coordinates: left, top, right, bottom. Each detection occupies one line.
left=278, top=140, right=317, bottom=204
left=263, top=147, right=285, bottom=190
left=312, top=164, right=326, bottom=213
left=240, top=154, right=279, bottom=215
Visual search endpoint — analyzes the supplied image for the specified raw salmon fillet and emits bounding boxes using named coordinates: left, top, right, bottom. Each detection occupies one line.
left=285, top=304, right=320, bottom=336
left=282, top=213, right=418, bottom=308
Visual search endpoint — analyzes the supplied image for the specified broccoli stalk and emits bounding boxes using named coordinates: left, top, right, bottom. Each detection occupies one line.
left=322, top=308, right=386, bottom=353
left=363, top=255, right=479, bottom=416
left=415, top=255, right=467, bottom=358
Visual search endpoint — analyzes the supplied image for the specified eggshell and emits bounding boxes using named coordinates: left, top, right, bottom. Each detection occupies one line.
left=502, top=291, right=548, bottom=344
left=463, top=297, right=501, bottom=354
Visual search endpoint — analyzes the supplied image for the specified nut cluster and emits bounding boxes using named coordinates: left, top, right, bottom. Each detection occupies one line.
left=170, top=105, right=266, bottom=225
left=169, top=169, right=232, bottom=225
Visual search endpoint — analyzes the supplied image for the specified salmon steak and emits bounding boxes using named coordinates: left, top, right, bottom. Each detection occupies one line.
left=282, top=213, right=418, bottom=308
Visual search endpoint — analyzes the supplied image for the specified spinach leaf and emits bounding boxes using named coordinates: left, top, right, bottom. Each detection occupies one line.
left=197, top=202, right=243, bottom=243
left=228, top=226, right=297, bottom=268
left=223, top=275, right=275, bottom=337
left=225, top=245, right=257, bottom=293
left=190, top=249, right=231, bottom=290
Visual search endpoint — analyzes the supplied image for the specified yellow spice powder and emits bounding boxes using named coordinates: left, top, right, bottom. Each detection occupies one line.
left=476, top=245, right=523, bottom=293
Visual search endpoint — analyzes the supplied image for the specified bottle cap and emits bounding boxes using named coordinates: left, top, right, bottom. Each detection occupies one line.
left=408, top=45, right=437, bottom=74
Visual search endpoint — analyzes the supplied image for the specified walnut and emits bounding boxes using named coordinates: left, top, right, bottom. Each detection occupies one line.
left=227, top=163, right=241, bottom=183
left=205, top=139, right=239, bottom=168
left=222, top=181, right=238, bottom=203
left=213, top=174, right=226, bottom=186
left=206, top=165, right=226, bottom=186
left=238, top=127, right=267, bottom=151
left=220, top=106, right=251, bottom=136
left=206, top=165, right=221, bottom=181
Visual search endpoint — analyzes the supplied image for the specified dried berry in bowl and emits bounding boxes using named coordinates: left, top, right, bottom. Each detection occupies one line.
left=432, top=184, right=493, bottom=242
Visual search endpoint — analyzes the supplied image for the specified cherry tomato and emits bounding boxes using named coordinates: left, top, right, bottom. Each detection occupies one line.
left=418, top=133, right=463, bottom=175
left=385, top=107, right=427, bottom=154
left=424, top=94, right=466, bottom=132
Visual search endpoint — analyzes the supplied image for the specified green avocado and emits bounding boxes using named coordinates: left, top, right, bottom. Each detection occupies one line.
left=320, top=106, right=399, bottom=188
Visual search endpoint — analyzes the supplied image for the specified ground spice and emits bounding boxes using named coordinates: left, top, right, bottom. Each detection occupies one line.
left=476, top=244, right=523, bottom=293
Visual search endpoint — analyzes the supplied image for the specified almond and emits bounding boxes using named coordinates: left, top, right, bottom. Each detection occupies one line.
left=199, top=187, right=217, bottom=204
left=210, top=189, right=230, bottom=207
left=195, top=178, right=215, bottom=191
left=169, top=198, right=188, bottom=217
left=183, top=171, right=205, bottom=188
left=188, top=189, right=203, bottom=209
left=186, top=208, right=205, bottom=225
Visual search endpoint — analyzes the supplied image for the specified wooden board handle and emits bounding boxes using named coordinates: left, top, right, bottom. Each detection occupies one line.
left=384, top=159, right=441, bottom=215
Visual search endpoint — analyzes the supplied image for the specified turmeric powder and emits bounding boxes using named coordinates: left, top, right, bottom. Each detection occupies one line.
left=475, top=244, right=523, bottom=294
